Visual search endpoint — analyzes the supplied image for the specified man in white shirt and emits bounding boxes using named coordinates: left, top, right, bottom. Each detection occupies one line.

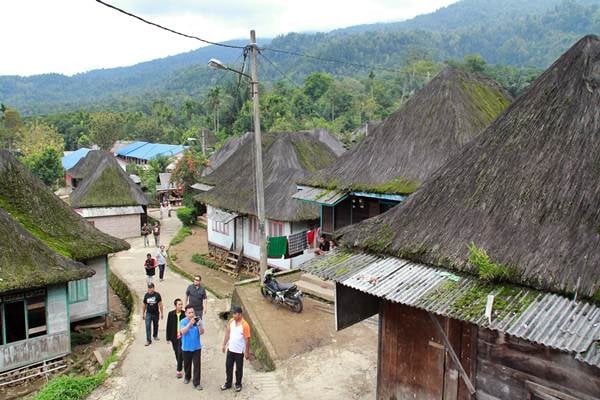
left=220, top=305, right=251, bottom=392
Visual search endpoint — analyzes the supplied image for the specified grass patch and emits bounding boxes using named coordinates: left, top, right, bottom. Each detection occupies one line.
left=170, top=226, right=192, bottom=246
left=191, top=254, right=218, bottom=270
left=468, top=242, right=518, bottom=283
left=33, top=349, right=118, bottom=400
left=109, top=270, right=133, bottom=321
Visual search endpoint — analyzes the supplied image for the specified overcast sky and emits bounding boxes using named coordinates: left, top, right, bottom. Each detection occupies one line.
left=1, top=0, right=457, bottom=76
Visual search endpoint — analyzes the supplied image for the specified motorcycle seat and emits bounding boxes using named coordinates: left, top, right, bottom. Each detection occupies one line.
left=275, top=282, right=295, bottom=291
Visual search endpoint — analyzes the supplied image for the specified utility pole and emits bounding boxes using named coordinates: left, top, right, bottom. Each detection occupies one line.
left=249, top=30, right=268, bottom=280
left=200, top=129, right=206, bottom=157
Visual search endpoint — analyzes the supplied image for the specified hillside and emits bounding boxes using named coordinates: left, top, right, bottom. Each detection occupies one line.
left=1, top=0, right=598, bottom=115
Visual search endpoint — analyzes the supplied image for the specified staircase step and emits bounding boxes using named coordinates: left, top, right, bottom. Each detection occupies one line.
left=295, top=280, right=335, bottom=302
left=299, top=273, right=335, bottom=290
left=227, top=256, right=238, bottom=262
left=219, top=267, right=237, bottom=275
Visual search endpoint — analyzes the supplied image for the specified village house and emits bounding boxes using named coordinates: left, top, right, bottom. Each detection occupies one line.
left=0, top=150, right=129, bottom=325
left=195, top=130, right=344, bottom=272
left=295, top=68, right=511, bottom=236
left=0, top=209, right=95, bottom=376
left=156, top=172, right=183, bottom=206
left=69, top=150, right=149, bottom=239
left=115, top=141, right=186, bottom=166
left=301, top=35, right=600, bottom=400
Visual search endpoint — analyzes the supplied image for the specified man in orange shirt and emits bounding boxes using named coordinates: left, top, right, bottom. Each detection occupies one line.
left=220, top=305, right=250, bottom=392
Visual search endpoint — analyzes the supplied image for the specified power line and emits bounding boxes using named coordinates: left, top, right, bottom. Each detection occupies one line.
left=95, top=0, right=245, bottom=49
left=262, top=47, right=400, bottom=74
left=259, top=53, right=303, bottom=88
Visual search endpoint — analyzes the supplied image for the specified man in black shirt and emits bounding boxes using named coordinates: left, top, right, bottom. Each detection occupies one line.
left=315, top=235, right=331, bottom=255
left=185, top=276, right=207, bottom=319
left=142, top=283, right=163, bottom=346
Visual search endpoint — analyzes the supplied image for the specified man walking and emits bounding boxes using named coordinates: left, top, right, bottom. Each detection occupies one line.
left=181, top=305, right=204, bottom=390
left=142, top=283, right=163, bottom=346
left=166, top=298, right=184, bottom=378
left=156, top=245, right=167, bottom=281
left=221, top=305, right=251, bottom=392
left=185, top=276, right=207, bottom=319
left=144, top=253, right=157, bottom=285
left=141, top=223, right=150, bottom=247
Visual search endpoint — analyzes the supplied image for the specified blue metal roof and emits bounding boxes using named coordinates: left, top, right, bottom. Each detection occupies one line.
left=61, top=148, right=90, bottom=170
left=116, top=141, right=186, bottom=161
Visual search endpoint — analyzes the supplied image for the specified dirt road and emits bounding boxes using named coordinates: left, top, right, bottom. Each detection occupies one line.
left=88, top=211, right=376, bottom=399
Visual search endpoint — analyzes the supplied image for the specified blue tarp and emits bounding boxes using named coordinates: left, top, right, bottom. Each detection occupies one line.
left=116, top=141, right=186, bottom=161
left=62, top=148, right=90, bottom=170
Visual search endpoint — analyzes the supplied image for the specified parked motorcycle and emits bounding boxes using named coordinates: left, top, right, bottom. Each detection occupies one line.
left=260, top=269, right=303, bottom=313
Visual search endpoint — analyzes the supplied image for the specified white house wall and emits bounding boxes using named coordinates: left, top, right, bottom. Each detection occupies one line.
left=85, top=213, right=141, bottom=239
left=69, top=256, right=108, bottom=322
left=206, top=205, right=234, bottom=250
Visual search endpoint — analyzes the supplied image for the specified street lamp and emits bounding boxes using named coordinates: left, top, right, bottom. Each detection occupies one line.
left=208, top=30, right=267, bottom=281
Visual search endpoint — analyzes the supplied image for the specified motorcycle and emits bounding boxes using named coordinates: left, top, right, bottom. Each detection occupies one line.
left=260, top=269, right=304, bottom=313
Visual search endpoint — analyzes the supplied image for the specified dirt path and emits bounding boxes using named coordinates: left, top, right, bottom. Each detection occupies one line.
left=169, top=225, right=237, bottom=298
left=88, top=211, right=376, bottom=399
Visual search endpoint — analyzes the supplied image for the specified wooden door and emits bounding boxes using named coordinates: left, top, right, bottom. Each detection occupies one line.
left=234, top=218, right=243, bottom=251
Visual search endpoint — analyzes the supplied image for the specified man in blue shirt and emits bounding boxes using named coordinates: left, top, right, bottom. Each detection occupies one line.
left=180, top=304, right=204, bottom=390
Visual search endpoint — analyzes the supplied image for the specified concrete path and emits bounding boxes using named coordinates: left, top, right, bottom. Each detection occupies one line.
left=89, top=210, right=376, bottom=399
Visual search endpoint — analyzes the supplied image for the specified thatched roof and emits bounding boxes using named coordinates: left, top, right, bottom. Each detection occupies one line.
left=302, top=67, right=512, bottom=194
left=201, top=132, right=253, bottom=177
left=0, top=208, right=94, bottom=294
left=196, top=130, right=342, bottom=221
left=340, top=35, right=600, bottom=298
left=67, top=149, right=106, bottom=180
left=0, top=150, right=130, bottom=260
left=70, top=152, right=149, bottom=208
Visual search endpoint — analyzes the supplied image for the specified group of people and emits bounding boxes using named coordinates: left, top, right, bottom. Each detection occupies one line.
left=141, top=275, right=250, bottom=393
left=159, top=201, right=172, bottom=219
left=141, top=222, right=161, bottom=247
left=143, top=245, right=168, bottom=284
left=314, top=234, right=337, bottom=255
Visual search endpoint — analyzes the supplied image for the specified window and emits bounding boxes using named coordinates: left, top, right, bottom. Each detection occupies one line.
left=1, top=290, right=47, bottom=344
left=248, top=216, right=259, bottom=245
left=27, top=294, right=47, bottom=338
left=212, top=220, right=229, bottom=235
left=268, top=220, right=285, bottom=237
left=68, top=279, right=88, bottom=303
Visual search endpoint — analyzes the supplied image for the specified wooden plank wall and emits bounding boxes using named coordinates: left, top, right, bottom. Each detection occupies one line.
left=476, top=329, right=600, bottom=400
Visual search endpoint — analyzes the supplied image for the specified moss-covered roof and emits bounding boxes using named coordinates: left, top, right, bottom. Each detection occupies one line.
left=70, top=151, right=149, bottom=208
left=339, top=35, right=600, bottom=298
left=301, top=67, right=512, bottom=194
left=197, top=130, right=342, bottom=221
left=0, top=208, right=94, bottom=294
left=0, top=150, right=130, bottom=260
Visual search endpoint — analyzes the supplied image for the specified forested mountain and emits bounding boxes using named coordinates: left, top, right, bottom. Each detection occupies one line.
left=1, top=0, right=598, bottom=115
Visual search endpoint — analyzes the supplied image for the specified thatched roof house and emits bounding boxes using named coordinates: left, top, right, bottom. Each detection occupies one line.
left=70, top=151, right=148, bottom=208
left=301, top=35, right=600, bottom=399
left=197, top=130, right=344, bottom=271
left=0, top=150, right=129, bottom=260
left=70, top=151, right=148, bottom=239
left=302, top=67, right=512, bottom=195
left=197, top=130, right=341, bottom=222
left=0, top=208, right=93, bottom=294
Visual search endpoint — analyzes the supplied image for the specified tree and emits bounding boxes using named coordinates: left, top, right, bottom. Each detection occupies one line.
left=0, top=105, right=23, bottom=151
left=24, top=148, right=63, bottom=187
left=304, top=73, right=334, bottom=101
left=89, top=112, right=124, bottom=150
left=171, top=150, right=207, bottom=191
left=18, top=121, right=64, bottom=157
left=464, top=54, right=487, bottom=73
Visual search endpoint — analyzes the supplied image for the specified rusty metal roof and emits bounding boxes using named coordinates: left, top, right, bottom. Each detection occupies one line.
left=301, top=250, right=600, bottom=368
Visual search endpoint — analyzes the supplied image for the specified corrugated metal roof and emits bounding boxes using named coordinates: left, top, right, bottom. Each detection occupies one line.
left=301, top=250, right=600, bottom=368
left=62, top=148, right=90, bottom=170
left=116, top=142, right=186, bottom=161
left=292, top=186, right=348, bottom=206
left=208, top=208, right=237, bottom=224
left=191, top=183, right=214, bottom=192
left=74, top=206, right=144, bottom=218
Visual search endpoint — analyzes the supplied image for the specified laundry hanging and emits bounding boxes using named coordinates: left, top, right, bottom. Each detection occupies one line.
left=288, top=230, right=308, bottom=255
left=267, top=236, right=288, bottom=258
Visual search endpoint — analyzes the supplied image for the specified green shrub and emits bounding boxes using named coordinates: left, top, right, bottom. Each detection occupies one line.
left=191, top=254, right=218, bottom=269
left=170, top=226, right=192, bottom=246
left=468, top=243, right=516, bottom=283
left=176, top=207, right=196, bottom=226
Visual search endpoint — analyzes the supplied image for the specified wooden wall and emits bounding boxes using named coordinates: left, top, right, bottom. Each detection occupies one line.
left=476, top=329, right=600, bottom=400
left=69, top=256, right=108, bottom=322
